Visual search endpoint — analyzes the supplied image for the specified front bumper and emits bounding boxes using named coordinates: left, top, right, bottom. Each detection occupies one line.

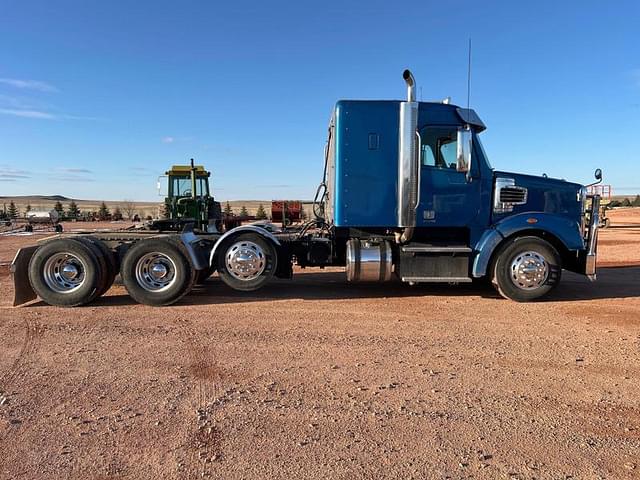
left=581, top=194, right=600, bottom=280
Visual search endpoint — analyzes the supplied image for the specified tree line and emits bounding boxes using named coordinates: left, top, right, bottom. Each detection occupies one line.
left=0, top=200, right=145, bottom=221
left=222, top=202, right=307, bottom=220
left=608, top=195, right=640, bottom=208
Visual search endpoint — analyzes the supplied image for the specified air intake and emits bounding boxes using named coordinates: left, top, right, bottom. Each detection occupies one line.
left=499, top=186, right=527, bottom=204
left=494, top=178, right=528, bottom=213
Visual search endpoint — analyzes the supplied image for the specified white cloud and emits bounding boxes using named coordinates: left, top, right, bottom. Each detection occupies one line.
left=0, top=108, right=99, bottom=121
left=0, top=166, right=31, bottom=181
left=0, top=108, right=57, bottom=119
left=55, top=167, right=93, bottom=174
left=0, top=78, right=58, bottom=93
left=161, top=136, right=175, bottom=144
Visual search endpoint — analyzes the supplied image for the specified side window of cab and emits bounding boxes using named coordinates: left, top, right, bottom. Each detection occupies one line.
left=420, top=126, right=458, bottom=169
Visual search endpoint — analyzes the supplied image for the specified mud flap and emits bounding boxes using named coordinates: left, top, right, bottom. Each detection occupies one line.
left=11, top=245, right=38, bottom=306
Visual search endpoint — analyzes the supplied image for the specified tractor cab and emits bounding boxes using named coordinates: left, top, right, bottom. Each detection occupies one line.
left=154, top=160, right=222, bottom=233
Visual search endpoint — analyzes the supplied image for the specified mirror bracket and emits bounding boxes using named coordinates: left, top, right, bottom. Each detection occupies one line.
left=456, top=126, right=473, bottom=180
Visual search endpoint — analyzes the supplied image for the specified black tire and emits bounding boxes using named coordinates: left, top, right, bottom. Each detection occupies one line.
left=120, top=239, right=194, bottom=306
left=492, top=236, right=561, bottom=302
left=25, top=224, right=33, bottom=233
left=54, top=224, right=63, bottom=233
left=74, top=237, right=110, bottom=298
left=79, top=237, right=117, bottom=296
left=216, top=233, right=277, bottom=291
left=28, top=238, right=101, bottom=307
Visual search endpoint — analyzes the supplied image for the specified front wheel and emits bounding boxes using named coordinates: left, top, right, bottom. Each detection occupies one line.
left=216, top=233, right=277, bottom=291
left=492, top=236, right=561, bottom=302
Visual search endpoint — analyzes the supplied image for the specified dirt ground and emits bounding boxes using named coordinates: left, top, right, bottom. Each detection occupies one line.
left=1, top=210, right=639, bottom=479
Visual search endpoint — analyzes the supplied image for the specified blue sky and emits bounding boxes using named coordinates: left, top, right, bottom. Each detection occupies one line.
left=0, top=0, right=638, bottom=201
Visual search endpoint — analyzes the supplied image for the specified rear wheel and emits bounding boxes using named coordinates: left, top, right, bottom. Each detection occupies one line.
left=74, top=237, right=110, bottom=298
left=492, top=236, right=561, bottom=302
left=121, top=239, right=194, bottom=306
left=216, top=233, right=277, bottom=291
left=81, top=237, right=117, bottom=296
left=28, top=238, right=101, bottom=307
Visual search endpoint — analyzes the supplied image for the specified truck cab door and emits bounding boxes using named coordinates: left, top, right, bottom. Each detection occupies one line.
left=417, top=125, right=481, bottom=227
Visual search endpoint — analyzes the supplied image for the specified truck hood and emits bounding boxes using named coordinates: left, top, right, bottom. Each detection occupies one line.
left=492, top=170, right=582, bottom=220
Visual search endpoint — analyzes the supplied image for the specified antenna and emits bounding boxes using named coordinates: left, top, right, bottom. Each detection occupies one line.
left=466, top=38, right=472, bottom=110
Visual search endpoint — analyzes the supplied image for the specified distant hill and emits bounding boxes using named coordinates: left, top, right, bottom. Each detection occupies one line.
left=0, top=194, right=72, bottom=202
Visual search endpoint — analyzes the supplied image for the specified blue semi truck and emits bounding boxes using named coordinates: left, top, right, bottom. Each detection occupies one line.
left=11, top=70, right=601, bottom=307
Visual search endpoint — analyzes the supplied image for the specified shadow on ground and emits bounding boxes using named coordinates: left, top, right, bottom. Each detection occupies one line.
left=66, top=265, right=640, bottom=308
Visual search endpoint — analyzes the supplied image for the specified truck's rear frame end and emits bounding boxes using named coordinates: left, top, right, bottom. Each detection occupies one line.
left=11, top=245, right=38, bottom=306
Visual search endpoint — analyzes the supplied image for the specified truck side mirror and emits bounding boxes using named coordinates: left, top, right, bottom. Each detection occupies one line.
left=594, top=168, right=602, bottom=181
left=456, top=128, right=472, bottom=177
left=157, top=175, right=168, bottom=196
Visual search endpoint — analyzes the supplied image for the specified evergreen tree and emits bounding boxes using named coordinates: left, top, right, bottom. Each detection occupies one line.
left=633, top=195, right=640, bottom=207
left=255, top=204, right=268, bottom=220
left=67, top=200, right=80, bottom=219
left=162, top=202, right=171, bottom=219
left=25, top=204, right=32, bottom=214
left=621, top=198, right=632, bottom=207
left=240, top=205, right=249, bottom=217
left=224, top=201, right=233, bottom=215
left=112, top=206, right=123, bottom=221
left=98, top=202, right=110, bottom=220
left=54, top=201, right=64, bottom=216
left=7, top=201, right=18, bottom=219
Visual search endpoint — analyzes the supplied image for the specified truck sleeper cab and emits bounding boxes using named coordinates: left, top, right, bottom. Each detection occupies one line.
left=11, top=69, right=600, bottom=307
left=322, top=70, right=600, bottom=301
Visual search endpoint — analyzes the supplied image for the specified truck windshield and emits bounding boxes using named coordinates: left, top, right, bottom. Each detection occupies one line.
left=475, top=135, right=492, bottom=170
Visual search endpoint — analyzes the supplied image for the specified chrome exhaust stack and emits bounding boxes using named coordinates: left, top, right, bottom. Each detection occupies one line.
left=397, top=69, right=419, bottom=243
left=403, top=69, right=416, bottom=102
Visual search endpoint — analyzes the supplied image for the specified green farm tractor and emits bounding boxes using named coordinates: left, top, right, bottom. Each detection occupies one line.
left=155, top=159, right=222, bottom=233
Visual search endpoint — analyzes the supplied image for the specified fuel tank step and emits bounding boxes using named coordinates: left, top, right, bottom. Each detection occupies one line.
left=401, top=276, right=472, bottom=283
left=401, top=243, right=472, bottom=253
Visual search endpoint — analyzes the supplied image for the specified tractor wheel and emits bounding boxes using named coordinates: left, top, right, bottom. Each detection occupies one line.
left=28, top=238, right=101, bottom=307
left=492, top=236, right=561, bottom=302
left=120, top=239, right=194, bottom=306
left=216, top=233, right=277, bottom=291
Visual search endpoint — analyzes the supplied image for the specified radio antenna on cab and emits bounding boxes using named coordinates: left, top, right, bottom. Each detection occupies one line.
left=467, top=38, right=472, bottom=110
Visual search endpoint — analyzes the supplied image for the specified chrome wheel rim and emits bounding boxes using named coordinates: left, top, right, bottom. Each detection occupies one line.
left=510, top=250, right=548, bottom=290
left=225, top=241, right=266, bottom=281
left=135, top=252, right=177, bottom=292
left=43, top=253, right=86, bottom=293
